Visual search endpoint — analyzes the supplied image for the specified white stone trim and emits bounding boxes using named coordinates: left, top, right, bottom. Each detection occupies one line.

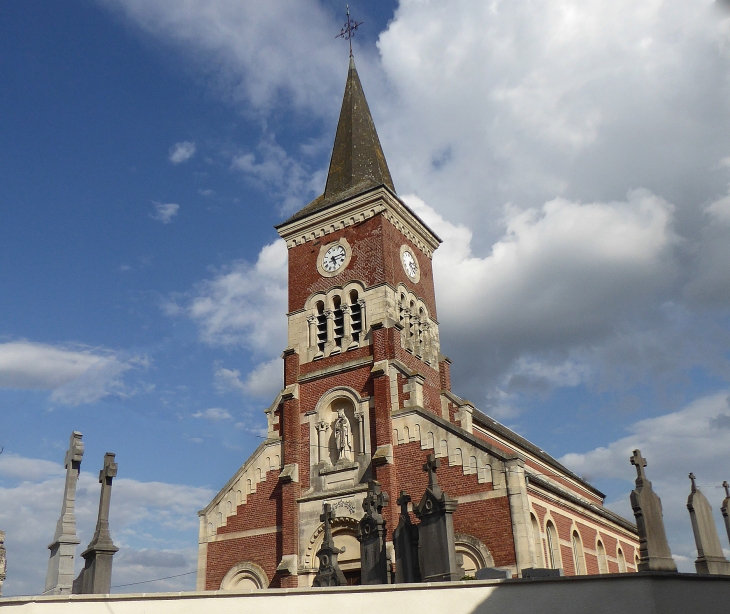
left=220, top=561, right=269, bottom=590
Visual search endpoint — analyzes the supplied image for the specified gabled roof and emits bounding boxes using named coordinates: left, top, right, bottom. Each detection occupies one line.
left=279, top=57, right=395, bottom=227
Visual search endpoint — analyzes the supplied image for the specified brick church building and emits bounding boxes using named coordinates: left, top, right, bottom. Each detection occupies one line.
left=196, top=58, right=639, bottom=590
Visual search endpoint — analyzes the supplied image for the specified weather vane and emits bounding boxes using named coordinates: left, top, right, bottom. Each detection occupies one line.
left=336, top=5, right=364, bottom=57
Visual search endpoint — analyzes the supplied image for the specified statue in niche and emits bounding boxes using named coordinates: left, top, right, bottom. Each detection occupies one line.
left=333, top=408, right=354, bottom=464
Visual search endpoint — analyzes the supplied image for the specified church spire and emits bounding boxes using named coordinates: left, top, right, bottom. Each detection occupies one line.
left=324, top=56, right=395, bottom=201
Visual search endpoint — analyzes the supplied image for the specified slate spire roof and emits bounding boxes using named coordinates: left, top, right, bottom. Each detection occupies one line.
left=280, top=56, right=395, bottom=226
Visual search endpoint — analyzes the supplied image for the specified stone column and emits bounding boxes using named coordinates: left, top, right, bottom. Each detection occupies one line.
left=315, top=420, right=330, bottom=464
left=414, top=454, right=461, bottom=582
left=505, top=458, right=537, bottom=574
left=74, top=453, right=119, bottom=594
left=307, top=315, right=317, bottom=351
left=629, top=450, right=677, bottom=572
left=393, top=491, right=420, bottom=583
left=45, top=431, right=84, bottom=595
left=341, top=304, right=353, bottom=349
left=687, top=473, right=730, bottom=575
left=722, top=481, right=730, bottom=548
left=354, top=410, right=365, bottom=456
left=358, top=299, right=367, bottom=334
left=0, top=531, right=6, bottom=597
left=324, top=310, right=336, bottom=355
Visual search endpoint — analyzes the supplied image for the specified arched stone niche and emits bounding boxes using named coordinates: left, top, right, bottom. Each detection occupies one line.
left=219, top=561, right=269, bottom=590
left=455, top=533, right=494, bottom=575
left=304, top=516, right=361, bottom=581
left=307, top=387, right=371, bottom=492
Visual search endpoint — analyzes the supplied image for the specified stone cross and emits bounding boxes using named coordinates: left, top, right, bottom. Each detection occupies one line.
left=628, top=449, right=677, bottom=572
left=74, top=453, right=119, bottom=594
left=312, top=503, right=346, bottom=587
left=686, top=473, right=730, bottom=575
left=722, top=481, right=730, bottom=549
left=358, top=480, right=390, bottom=584
left=414, top=455, right=460, bottom=582
left=393, top=490, right=420, bottom=583
left=45, top=431, right=84, bottom=595
left=0, top=531, right=6, bottom=597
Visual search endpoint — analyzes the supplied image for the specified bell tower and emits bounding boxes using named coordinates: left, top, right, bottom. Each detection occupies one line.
left=273, top=57, right=445, bottom=586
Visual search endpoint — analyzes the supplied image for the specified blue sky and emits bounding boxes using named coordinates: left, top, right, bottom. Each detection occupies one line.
left=2, top=0, right=730, bottom=595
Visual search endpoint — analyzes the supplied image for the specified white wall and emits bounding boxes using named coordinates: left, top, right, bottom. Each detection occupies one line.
left=0, top=573, right=728, bottom=614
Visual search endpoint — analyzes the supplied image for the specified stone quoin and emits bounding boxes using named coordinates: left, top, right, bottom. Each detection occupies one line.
left=196, top=57, right=640, bottom=589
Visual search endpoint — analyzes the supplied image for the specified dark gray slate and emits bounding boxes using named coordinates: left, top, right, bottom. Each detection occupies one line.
left=722, top=481, right=730, bottom=549
left=357, top=480, right=390, bottom=585
left=687, top=473, right=730, bottom=575
left=521, top=568, right=564, bottom=578
left=313, top=504, right=347, bottom=587
left=474, top=567, right=511, bottom=580
left=629, top=450, right=677, bottom=572
left=414, top=454, right=461, bottom=582
left=74, top=453, right=119, bottom=594
left=393, top=490, right=420, bottom=583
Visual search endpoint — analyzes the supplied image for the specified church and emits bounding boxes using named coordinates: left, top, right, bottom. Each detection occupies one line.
left=195, top=58, right=640, bottom=590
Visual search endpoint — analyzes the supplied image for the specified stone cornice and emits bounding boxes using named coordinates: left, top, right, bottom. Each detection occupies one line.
left=276, top=186, right=441, bottom=259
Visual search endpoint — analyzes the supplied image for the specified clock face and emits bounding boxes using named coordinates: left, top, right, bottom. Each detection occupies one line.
left=402, top=249, right=418, bottom=279
left=322, top=244, right=347, bottom=273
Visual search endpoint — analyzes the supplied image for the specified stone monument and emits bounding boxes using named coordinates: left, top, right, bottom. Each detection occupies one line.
left=357, top=480, right=389, bottom=584
left=45, top=431, right=84, bottom=595
left=414, top=454, right=461, bottom=582
left=393, top=490, right=420, bottom=583
left=686, top=473, right=730, bottom=575
left=721, top=481, right=730, bottom=548
left=312, top=503, right=347, bottom=587
left=0, top=530, right=6, bottom=597
left=73, top=452, right=119, bottom=594
left=629, top=449, right=677, bottom=572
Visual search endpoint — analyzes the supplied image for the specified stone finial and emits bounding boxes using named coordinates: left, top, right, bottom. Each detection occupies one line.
left=358, top=480, right=390, bottom=584
left=628, top=449, right=677, bottom=572
left=686, top=473, right=730, bottom=575
left=45, top=431, right=84, bottom=595
left=722, top=481, right=730, bottom=549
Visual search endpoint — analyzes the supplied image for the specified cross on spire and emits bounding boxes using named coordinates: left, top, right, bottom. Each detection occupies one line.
left=630, top=449, right=647, bottom=482
left=336, top=5, right=364, bottom=57
left=723, top=481, right=729, bottom=499
left=689, top=472, right=697, bottom=492
left=423, top=453, right=440, bottom=489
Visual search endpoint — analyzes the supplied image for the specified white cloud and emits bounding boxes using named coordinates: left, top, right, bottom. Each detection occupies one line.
left=192, top=407, right=232, bottom=421
left=0, top=341, right=144, bottom=406
left=0, top=454, right=213, bottom=596
left=168, top=239, right=287, bottom=352
left=150, top=201, right=179, bottom=224
left=168, top=140, right=196, bottom=164
left=215, top=359, right=282, bottom=401
left=560, top=391, right=730, bottom=572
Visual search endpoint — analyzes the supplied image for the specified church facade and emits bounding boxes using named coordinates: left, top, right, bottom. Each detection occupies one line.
left=196, top=58, right=639, bottom=590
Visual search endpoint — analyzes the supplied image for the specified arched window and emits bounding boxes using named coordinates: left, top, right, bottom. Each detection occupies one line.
left=571, top=531, right=585, bottom=575
left=315, top=301, right=327, bottom=353
left=531, top=514, right=544, bottom=567
left=546, top=521, right=560, bottom=569
left=617, top=547, right=626, bottom=573
left=349, top=290, right=362, bottom=342
left=333, top=295, right=344, bottom=349
left=597, top=540, right=608, bottom=574
left=635, top=554, right=640, bottom=570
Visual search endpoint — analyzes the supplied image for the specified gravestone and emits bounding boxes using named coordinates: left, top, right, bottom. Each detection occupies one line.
left=312, top=503, right=346, bottom=587
left=521, top=567, right=564, bottom=578
left=629, top=449, right=677, bottom=572
left=687, top=473, right=730, bottom=575
left=393, top=490, right=420, bottom=583
left=474, top=567, right=511, bottom=580
left=414, top=454, right=461, bottom=582
left=73, top=453, right=119, bottom=594
left=357, top=480, right=389, bottom=584
left=721, top=481, right=730, bottom=548
left=0, top=530, right=6, bottom=597
left=45, top=431, right=84, bottom=595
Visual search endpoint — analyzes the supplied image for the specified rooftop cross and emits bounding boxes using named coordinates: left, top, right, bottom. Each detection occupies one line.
left=689, top=472, right=697, bottom=493
left=630, top=449, right=647, bottom=482
left=724, top=481, right=729, bottom=499
left=423, top=453, right=440, bottom=490
left=336, top=5, right=364, bottom=57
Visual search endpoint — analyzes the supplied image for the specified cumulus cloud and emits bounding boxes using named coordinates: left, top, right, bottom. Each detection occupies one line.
left=0, top=341, right=145, bottom=406
left=560, top=392, right=730, bottom=571
left=167, top=239, right=287, bottom=352
left=192, top=407, right=232, bottom=421
left=168, top=140, right=196, bottom=164
left=0, top=454, right=212, bottom=596
left=214, top=359, right=282, bottom=401
left=150, top=201, right=179, bottom=224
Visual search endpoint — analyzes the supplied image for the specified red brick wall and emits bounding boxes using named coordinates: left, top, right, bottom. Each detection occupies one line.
left=206, top=532, right=281, bottom=590
left=217, top=472, right=282, bottom=535
left=438, top=358, right=451, bottom=391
